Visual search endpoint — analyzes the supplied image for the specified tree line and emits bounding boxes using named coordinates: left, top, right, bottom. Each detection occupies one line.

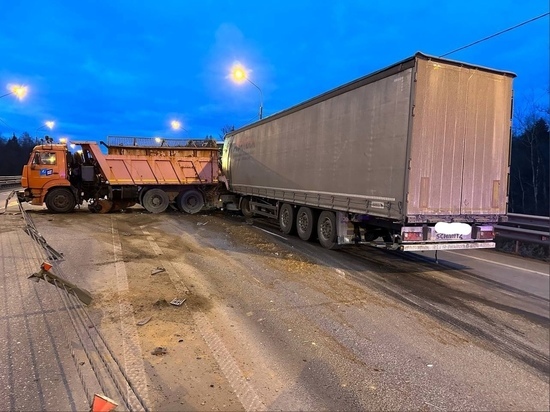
left=1, top=117, right=548, bottom=216
left=0, top=132, right=35, bottom=176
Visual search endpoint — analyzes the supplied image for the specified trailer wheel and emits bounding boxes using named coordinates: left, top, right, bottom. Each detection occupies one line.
left=45, top=188, right=76, bottom=213
left=177, top=189, right=204, bottom=214
left=142, top=189, right=170, bottom=213
left=296, top=207, right=317, bottom=241
left=279, top=203, right=296, bottom=235
left=240, top=197, right=254, bottom=218
left=317, top=211, right=340, bottom=249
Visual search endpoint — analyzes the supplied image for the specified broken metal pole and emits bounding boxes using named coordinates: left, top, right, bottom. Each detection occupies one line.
left=29, top=262, right=93, bottom=305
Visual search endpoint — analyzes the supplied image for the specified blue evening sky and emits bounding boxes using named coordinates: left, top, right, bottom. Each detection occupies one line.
left=1, top=1, right=548, bottom=143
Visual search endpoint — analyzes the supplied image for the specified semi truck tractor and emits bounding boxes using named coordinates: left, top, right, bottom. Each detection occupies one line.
left=19, top=137, right=220, bottom=214
left=221, top=52, right=516, bottom=251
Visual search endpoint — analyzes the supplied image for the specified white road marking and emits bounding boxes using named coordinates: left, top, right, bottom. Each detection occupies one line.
left=194, top=311, right=266, bottom=412
left=139, top=226, right=163, bottom=255
left=445, top=251, right=549, bottom=277
left=255, top=227, right=287, bottom=240
left=111, top=219, right=150, bottom=408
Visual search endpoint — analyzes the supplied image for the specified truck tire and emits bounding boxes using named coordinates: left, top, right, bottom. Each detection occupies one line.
left=317, top=211, right=340, bottom=249
left=279, top=203, right=296, bottom=235
left=296, top=207, right=317, bottom=241
left=142, top=189, right=170, bottom=213
left=45, top=188, right=76, bottom=213
left=177, top=189, right=204, bottom=214
left=240, top=197, right=254, bottom=218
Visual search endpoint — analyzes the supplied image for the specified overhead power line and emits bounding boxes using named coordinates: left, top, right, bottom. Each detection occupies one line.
left=0, top=117, right=16, bottom=131
left=440, top=12, right=549, bottom=57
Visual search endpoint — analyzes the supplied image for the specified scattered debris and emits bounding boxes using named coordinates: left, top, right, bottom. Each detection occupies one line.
left=170, top=298, right=186, bottom=306
left=151, top=267, right=166, bottom=275
left=196, top=222, right=208, bottom=226
left=151, top=347, right=167, bottom=356
left=153, top=298, right=169, bottom=307
left=136, top=316, right=152, bottom=326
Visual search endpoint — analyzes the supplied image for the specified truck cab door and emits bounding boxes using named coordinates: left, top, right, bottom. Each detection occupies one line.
left=28, top=150, right=63, bottom=189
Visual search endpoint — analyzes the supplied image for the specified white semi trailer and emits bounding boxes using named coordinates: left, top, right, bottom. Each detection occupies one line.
left=221, top=53, right=515, bottom=251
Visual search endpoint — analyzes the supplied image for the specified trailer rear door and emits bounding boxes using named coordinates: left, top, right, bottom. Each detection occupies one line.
left=406, top=58, right=514, bottom=220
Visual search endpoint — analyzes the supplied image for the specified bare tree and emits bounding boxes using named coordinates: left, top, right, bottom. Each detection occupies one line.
left=219, top=124, right=234, bottom=139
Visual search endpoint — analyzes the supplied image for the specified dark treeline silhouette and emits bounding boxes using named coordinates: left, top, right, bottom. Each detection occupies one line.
left=1, top=117, right=549, bottom=217
left=0, top=132, right=36, bottom=175
left=509, top=117, right=550, bottom=216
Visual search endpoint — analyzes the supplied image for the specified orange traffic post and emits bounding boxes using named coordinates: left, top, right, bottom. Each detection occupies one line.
left=91, top=393, right=118, bottom=412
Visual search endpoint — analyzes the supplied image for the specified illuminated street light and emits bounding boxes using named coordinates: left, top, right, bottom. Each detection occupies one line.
left=155, top=136, right=166, bottom=146
left=170, top=120, right=188, bottom=133
left=231, top=64, right=263, bottom=120
left=37, top=120, right=55, bottom=132
left=59, top=137, right=67, bottom=144
left=0, top=84, right=28, bottom=100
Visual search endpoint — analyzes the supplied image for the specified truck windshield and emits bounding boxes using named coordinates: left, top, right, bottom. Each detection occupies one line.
left=33, top=152, right=57, bottom=165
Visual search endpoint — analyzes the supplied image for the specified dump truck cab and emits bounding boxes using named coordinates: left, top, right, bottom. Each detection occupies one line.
left=20, top=142, right=77, bottom=213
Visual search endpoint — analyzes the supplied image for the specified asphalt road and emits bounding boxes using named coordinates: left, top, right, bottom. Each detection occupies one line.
left=1, top=196, right=549, bottom=411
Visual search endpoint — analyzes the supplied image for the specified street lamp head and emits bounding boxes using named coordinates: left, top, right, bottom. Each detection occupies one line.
left=11, top=85, right=28, bottom=100
left=1, top=84, right=28, bottom=100
left=36, top=120, right=56, bottom=133
left=59, top=137, right=67, bottom=144
left=170, top=120, right=182, bottom=130
left=231, top=64, right=248, bottom=84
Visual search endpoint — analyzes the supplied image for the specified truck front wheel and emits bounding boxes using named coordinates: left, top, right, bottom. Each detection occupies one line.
left=45, top=188, right=76, bottom=213
left=142, top=189, right=170, bottom=213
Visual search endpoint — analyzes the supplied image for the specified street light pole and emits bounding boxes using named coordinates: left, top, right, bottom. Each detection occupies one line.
left=245, top=78, right=263, bottom=120
left=231, top=65, right=264, bottom=120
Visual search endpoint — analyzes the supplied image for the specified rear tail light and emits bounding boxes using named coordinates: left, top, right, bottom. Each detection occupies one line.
left=478, top=228, right=494, bottom=240
left=402, top=228, right=424, bottom=241
left=474, top=225, right=494, bottom=240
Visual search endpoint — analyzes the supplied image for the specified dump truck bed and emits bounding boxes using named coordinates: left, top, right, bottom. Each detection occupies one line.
left=75, top=141, right=219, bottom=186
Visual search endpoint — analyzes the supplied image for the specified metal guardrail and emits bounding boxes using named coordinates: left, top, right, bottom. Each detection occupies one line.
left=0, top=175, right=21, bottom=188
left=495, top=213, right=550, bottom=246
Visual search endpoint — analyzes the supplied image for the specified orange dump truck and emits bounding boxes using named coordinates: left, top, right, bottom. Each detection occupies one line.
left=18, top=137, right=220, bottom=213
